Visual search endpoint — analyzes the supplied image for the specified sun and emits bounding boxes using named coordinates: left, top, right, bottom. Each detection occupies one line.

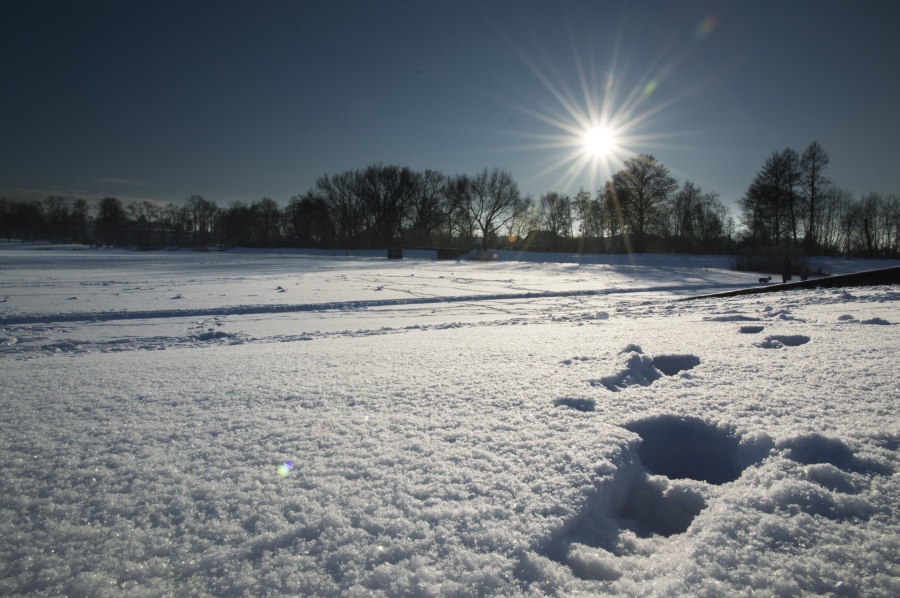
left=584, top=125, right=615, bottom=157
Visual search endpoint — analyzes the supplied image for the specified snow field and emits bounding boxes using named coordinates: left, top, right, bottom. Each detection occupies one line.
left=0, top=246, right=897, bottom=596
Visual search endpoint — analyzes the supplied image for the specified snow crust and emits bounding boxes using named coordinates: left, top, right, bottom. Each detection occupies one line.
left=1, top=244, right=897, bottom=596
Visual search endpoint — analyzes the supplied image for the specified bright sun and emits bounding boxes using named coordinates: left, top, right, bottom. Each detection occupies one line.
left=584, top=125, right=615, bottom=157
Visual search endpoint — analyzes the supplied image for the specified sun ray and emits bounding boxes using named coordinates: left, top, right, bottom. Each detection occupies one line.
left=470, top=2, right=732, bottom=198
left=472, top=1, right=740, bottom=197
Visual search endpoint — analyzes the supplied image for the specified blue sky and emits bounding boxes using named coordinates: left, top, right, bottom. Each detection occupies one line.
left=2, top=0, right=898, bottom=216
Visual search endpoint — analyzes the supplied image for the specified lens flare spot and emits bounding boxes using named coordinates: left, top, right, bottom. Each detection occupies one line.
left=696, top=14, right=719, bottom=39
left=277, top=461, right=294, bottom=477
left=642, top=79, right=658, bottom=96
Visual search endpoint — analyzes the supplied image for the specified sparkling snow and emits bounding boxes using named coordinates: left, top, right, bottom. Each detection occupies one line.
left=1, top=244, right=897, bottom=596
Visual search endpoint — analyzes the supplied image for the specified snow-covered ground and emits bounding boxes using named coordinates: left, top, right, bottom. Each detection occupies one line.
left=1, top=244, right=897, bottom=597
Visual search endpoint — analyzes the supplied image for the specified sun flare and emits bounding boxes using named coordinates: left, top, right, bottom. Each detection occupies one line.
left=584, top=125, right=615, bottom=157
left=483, top=3, right=718, bottom=193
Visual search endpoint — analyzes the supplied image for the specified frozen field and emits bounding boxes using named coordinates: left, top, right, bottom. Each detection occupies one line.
left=1, top=244, right=897, bottom=596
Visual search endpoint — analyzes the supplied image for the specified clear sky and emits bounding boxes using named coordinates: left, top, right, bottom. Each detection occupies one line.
left=2, top=0, right=898, bottom=215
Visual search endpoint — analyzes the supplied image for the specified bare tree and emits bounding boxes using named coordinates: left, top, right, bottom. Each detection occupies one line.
left=356, top=164, right=417, bottom=248
left=184, top=194, right=219, bottom=246
left=572, top=187, right=603, bottom=253
left=817, top=187, right=853, bottom=255
left=800, top=141, right=831, bottom=253
left=444, top=174, right=478, bottom=248
left=609, top=154, right=678, bottom=252
left=316, top=171, right=366, bottom=248
left=781, top=148, right=802, bottom=245
left=219, top=201, right=252, bottom=247
left=162, top=203, right=190, bottom=245
left=285, top=192, right=331, bottom=248
left=44, top=195, right=68, bottom=242
left=460, top=167, right=529, bottom=248
left=96, top=197, right=127, bottom=246
left=406, top=170, right=448, bottom=247
left=250, top=197, right=282, bottom=247
left=538, top=191, right=572, bottom=250
left=671, top=181, right=728, bottom=253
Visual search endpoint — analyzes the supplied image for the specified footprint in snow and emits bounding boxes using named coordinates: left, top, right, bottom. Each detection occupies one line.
left=545, top=414, right=769, bottom=577
left=739, top=325, right=765, bottom=334
left=553, top=397, right=595, bottom=412
left=590, top=345, right=700, bottom=391
left=838, top=314, right=891, bottom=325
left=756, top=334, right=809, bottom=349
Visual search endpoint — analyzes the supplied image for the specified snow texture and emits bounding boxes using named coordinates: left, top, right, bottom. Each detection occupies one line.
left=0, top=244, right=897, bottom=596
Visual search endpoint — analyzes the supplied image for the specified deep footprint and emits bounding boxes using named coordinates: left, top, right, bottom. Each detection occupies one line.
left=623, top=415, right=744, bottom=485
left=546, top=416, right=762, bottom=579
left=739, top=325, right=765, bottom=334
left=651, top=354, right=701, bottom=377
left=757, top=334, right=810, bottom=349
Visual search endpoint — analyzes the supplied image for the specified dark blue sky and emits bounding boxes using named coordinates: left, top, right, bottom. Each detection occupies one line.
left=2, top=0, right=898, bottom=216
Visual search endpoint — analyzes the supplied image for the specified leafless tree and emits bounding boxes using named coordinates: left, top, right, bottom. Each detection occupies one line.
left=538, top=191, right=572, bottom=250
left=184, top=194, right=219, bottom=246
left=458, top=167, right=529, bottom=248
left=800, top=141, right=831, bottom=252
left=609, top=154, right=678, bottom=252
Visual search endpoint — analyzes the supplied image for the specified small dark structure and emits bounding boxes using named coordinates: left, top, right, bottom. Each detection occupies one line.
left=387, top=247, right=403, bottom=259
left=680, top=266, right=900, bottom=301
left=436, top=248, right=470, bottom=260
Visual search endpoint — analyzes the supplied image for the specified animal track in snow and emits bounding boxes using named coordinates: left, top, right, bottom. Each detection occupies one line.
left=779, top=433, right=892, bottom=476
left=706, top=314, right=760, bottom=322
left=560, top=356, right=596, bottom=366
left=756, top=334, right=810, bottom=349
left=773, top=433, right=894, bottom=521
left=624, top=415, right=749, bottom=485
left=590, top=345, right=699, bottom=391
left=837, top=314, right=892, bottom=325
left=553, top=397, right=595, bottom=412
left=739, top=325, right=765, bottom=334
left=547, top=415, right=768, bottom=580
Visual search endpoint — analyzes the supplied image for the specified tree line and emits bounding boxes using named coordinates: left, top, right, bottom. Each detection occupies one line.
left=0, top=159, right=734, bottom=255
left=1, top=150, right=896, bottom=257
left=738, top=141, right=899, bottom=258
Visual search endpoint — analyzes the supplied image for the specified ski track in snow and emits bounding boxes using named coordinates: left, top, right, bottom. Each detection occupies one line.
left=0, top=246, right=898, bottom=596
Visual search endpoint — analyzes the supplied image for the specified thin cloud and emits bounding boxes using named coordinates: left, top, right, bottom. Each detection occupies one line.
left=0, top=187, right=169, bottom=207
left=95, top=178, right=152, bottom=186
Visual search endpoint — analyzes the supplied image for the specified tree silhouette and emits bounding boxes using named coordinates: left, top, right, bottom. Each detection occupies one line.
left=609, top=155, right=678, bottom=253
left=800, top=141, right=831, bottom=253
left=96, top=197, right=127, bottom=246
left=538, top=191, right=572, bottom=250
left=458, top=167, right=528, bottom=248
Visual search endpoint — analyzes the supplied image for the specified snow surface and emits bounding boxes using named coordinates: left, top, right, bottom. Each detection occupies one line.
left=1, top=244, right=897, bottom=596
